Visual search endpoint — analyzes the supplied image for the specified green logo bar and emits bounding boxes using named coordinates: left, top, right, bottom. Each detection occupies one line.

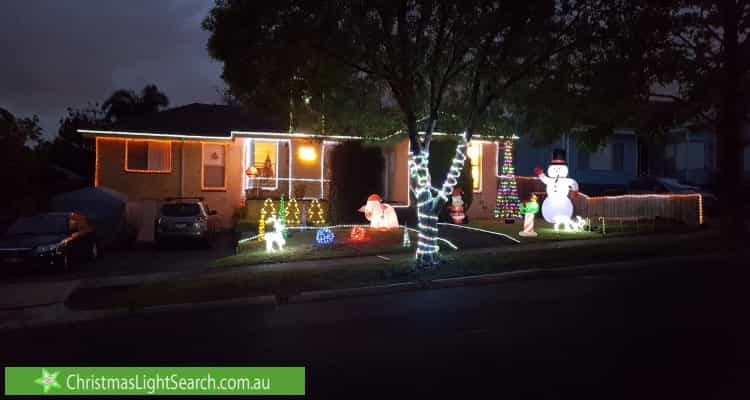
left=4, top=367, right=305, bottom=396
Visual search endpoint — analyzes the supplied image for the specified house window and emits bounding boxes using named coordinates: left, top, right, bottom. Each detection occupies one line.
left=125, top=140, right=171, bottom=173
left=577, top=150, right=590, bottom=170
left=250, top=140, right=278, bottom=189
left=588, top=145, right=612, bottom=170
left=467, top=141, right=482, bottom=192
left=612, top=142, right=625, bottom=171
left=202, top=143, right=226, bottom=190
left=675, top=142, right=705, bottom=169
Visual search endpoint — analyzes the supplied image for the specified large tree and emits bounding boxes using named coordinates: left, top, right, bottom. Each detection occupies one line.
left=204, top=0, right=600, bottom=268
left=0, top=108, right=48, bottom=215
left=101, top=84, right=170, bottom=122
left=648, top=1, right=750, bottom=241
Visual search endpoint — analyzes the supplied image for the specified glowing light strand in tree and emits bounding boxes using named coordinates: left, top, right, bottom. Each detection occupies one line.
left=495, top=140, right=520, bottom=219
left=409, top=133, right=468, bottom=261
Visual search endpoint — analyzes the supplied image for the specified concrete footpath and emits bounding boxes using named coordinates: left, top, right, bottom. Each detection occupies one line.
left=0, top=229, right=717, bottom=332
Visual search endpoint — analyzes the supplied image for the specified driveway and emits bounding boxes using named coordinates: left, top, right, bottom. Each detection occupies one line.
left=0, top=232, right=236, bottom=284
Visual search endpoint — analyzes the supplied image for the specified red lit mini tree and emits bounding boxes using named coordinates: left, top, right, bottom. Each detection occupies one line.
left=495, top=140, right=520, bottom=222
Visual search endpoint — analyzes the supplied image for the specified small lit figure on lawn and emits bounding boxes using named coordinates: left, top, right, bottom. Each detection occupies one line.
left=316, top=227, right=335, bottom=245
left=358, top=194, right=399, bottom=229
left=264, top=215, right=286, bottom=253
left=552, top=215, right=587, bottom=232
left=349, top=226, right=366, bottom=241
left=518, top=194, right=540, bottom=237
left=448, top=188, right=466, bottom=224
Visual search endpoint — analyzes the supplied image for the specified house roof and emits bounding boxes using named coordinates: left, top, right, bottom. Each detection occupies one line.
left=86, top=103, right=286, bottom=139
left=79, top=102, right=518, bottom=142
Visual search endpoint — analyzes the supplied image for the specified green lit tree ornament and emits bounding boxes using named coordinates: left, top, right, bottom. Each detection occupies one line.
left=495, top=140, right=520, bottom=223
left=278, top=194, right=288, bottom=238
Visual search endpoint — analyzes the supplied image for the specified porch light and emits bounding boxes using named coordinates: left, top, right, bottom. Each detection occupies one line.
left=298, top=145, right=317, bottom=162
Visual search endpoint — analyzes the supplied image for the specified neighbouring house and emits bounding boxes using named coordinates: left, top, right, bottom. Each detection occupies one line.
left=80, top=103, right=353, bottom=238
left=515, top=131, right=640, bottom=195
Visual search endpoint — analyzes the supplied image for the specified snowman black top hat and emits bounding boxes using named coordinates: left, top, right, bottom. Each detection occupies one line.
left=551, top=148, right=567, bottom=165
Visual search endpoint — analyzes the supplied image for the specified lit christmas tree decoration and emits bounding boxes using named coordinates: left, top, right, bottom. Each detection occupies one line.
left=495, top=140, right=520, bottom=222
left=258, top=198, right=277, bottom=241
left=287, top=198, right=301, bottom=225
left=308, top=199, right=326, bottom=225
left=258, top=209, right=266, bottom=241
left=315, top=227, right=335, bottom=245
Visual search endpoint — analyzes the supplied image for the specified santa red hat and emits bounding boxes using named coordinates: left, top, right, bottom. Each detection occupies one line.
left=367, top=194, right=382, bottom=202
left=452, top=188, right=463, bottom=196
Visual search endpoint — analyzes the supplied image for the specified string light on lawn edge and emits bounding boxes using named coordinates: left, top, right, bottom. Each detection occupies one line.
left=237, top=224, right=457, bottom=250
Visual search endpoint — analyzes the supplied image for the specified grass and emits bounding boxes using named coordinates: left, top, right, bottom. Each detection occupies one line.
left=67, top=230, right=720, bottom=311
left=467, top=217, right=702, bottom=243
left=216, top=228, right=418, bottom=268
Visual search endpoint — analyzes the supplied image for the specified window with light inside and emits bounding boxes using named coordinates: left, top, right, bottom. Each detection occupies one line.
left=202, top=143, right=226, bottom=189
left=467, top=142, right=482, bottom=192
left=125, top=140, right=171, bottom=172
left=250, top=141, right=278, bottom=189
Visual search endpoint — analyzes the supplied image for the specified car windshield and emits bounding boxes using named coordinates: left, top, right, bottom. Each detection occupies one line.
left=6, top=214, right=69, bottom=235
left=161, top=203, right=201, bottom=217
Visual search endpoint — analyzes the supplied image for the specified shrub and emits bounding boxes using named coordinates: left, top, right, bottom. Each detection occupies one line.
left=330, top=142, right=384, bottom=223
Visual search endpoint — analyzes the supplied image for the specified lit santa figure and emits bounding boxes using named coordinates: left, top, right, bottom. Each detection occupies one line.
left=534, top=149, right=579, bottom=224
left=358, top=194, right=399, bottom=229
left=448, top=188, right=466, bottom=224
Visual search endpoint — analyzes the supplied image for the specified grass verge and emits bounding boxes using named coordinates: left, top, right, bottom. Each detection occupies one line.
left=67, top=231, right=719, bottom=311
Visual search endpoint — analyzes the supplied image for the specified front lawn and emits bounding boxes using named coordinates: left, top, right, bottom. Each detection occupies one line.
left=67, top=231, right=720, bottom=311
left=466, top=217, right=703, bottom=243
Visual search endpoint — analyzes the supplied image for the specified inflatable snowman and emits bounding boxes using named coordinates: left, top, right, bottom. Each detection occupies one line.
left=534, top=149, right=579, bottom=224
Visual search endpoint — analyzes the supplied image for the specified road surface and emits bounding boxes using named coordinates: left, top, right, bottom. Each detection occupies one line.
left=1, top=254, right=748, bottom=398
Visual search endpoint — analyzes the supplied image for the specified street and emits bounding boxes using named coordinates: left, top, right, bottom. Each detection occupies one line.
left=1, top=254, right=748, bottom=398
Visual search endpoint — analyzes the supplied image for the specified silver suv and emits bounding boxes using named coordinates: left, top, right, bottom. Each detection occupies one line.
left=154, top=197, right=217, bottom=247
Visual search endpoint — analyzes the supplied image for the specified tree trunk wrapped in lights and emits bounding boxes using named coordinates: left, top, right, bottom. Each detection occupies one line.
left=410, top=133, right=468, bottom=269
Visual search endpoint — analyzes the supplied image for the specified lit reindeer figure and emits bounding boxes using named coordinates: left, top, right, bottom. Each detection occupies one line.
left=553, top=215, right=587, bottom=233
left=264, top=215, right=286, bottom=253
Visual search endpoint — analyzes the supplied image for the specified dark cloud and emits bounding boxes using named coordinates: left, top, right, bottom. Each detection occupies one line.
left=0, top=0, right=223, bottom=137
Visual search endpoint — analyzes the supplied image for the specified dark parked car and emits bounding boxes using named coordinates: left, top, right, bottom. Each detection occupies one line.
left=628, top=176, right=717, bottom=210
left=0, top=212, right=98, bottom=273
left=154, top=198, right=218, bottom=248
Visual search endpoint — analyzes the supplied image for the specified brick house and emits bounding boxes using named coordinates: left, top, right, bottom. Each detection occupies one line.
left=82, top=103, right=529, bottom=237
left=81, top=103, right=357, bottom=236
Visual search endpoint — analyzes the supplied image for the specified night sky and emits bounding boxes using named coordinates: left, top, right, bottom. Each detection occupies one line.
left=0, top=0, right=222, bottom=138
